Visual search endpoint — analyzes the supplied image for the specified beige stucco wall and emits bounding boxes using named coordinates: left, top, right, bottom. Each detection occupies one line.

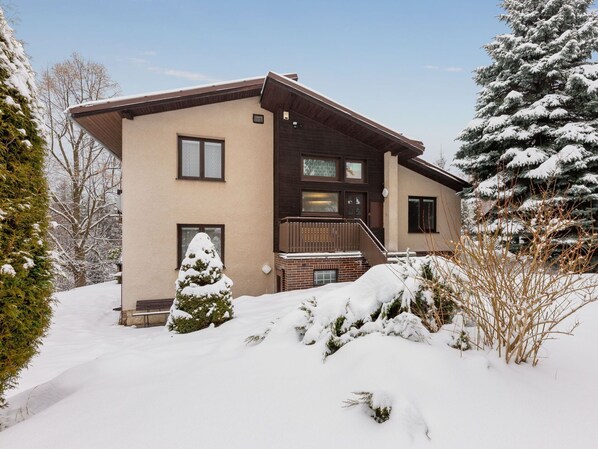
left=121, top=97, right=275, bottom=315
left=384, top=152, right=462, bottom=252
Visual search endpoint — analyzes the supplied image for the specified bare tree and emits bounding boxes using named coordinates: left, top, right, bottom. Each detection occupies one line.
left=39, top=53, right=121, bottom=289
left=434, top=147, right=447, bottom=170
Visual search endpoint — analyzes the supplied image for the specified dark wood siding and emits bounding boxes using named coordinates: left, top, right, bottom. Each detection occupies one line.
left=274, top=110, right=385, bottom=250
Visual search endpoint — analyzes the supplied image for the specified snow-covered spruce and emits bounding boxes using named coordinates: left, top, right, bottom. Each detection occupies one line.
left=167, top=233, right=233, bottom=334
left=455, top=0, right=598, bottom=245
left=291, top=258, right=455, bottom=357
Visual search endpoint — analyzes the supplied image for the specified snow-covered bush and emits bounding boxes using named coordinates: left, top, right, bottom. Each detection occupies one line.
left=0, top=9, right=53, bottom=407
left=343, top=391, right=392, bottom=423
left=450, top=331, right=472, bottom=352
left=167, top=233, right=233, bottom=334
left=292, top=258, right=455, bottom=357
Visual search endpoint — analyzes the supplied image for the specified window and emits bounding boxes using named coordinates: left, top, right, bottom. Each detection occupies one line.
left=345, top=160, right=365, bottom=182
left=314, top=269, right=338, bottom=286
left=408, top=197, right=436, bottom=233
left=177, top=224, right=224, bottom=266
left=178, top=137, right=224, bottom=181
left=302, top=191, right=339, bottom=214
left=301, top=156, right=367, bottom=183
left=302, top=156, right=339, bottom=181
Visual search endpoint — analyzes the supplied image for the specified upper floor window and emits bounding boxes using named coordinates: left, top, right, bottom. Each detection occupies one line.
left=345, top=160, right=365, bottom=182
left=408, top=197, right=436, bottom=233
left=301, top=155, right=366, bottom=183
left=178, top=136, right=224, bottom=181
left=302, top=156, right=339, bottom=181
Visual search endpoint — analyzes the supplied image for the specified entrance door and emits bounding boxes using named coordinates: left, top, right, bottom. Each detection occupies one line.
left=345, top=192, right=366, bottom=222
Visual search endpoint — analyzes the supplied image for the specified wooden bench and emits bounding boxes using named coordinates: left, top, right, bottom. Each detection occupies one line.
left=132, top=299, right=174, bottom=327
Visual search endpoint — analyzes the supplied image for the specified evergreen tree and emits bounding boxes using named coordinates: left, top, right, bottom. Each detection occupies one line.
left=167, top=233, right=233, bottom=334
left=0, top=9, right=53, bottom=406
left=456, top=0, right=598, bottom=243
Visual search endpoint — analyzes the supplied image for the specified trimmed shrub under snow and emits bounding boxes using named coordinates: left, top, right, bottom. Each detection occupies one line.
left=343, top=391, right=393, bottom=423
left=167, top=233, right=233, bottom=334
left=294, top=257, right=455, bottom=357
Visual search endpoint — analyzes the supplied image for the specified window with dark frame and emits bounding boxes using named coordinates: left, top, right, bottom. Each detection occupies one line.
left=313, top=269, right=338, bottom=286
left=301, top=191, right=340, bottom=214
left=177, top=224, right=224, bottom=266
left=345, top=160, right=365, bottom=182
left=301, top=155, right=366, bottom=183
left=301, top=156, right=340, bottom=181
left=178, top=136, right=224, bottom=181
left=408, top=197, right=437, bottom=233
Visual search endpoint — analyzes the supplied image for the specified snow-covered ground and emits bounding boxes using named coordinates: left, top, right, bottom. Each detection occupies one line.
left=2, top=276, right=598, bottom=449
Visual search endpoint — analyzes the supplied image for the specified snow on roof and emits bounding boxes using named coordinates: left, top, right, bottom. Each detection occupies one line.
left=409, top=157, right=470, bottom=187
left=67, top=74, right=274, bottom=112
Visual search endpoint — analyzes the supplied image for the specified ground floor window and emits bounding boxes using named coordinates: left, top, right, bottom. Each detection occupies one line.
left=177, top=224, right=224, bottom=266
left=301, top=191, right=340, bottom=214
left=313, top=269, right=338, bottom=286
left=408, top=197, right=437, bottom=233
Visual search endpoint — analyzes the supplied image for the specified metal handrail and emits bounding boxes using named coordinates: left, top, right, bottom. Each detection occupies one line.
left=354, top=218, right=387, bottom=255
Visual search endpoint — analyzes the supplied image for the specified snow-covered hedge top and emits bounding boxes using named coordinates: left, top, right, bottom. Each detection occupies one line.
left=303, top=263, right=420, bottom=325
left=285, top=259, right=444, bottom=354
left=0, top=10, right=36, bottom=101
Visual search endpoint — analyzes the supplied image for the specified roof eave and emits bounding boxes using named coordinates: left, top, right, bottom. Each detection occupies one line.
left=399, top=157, right=470, bottom=191
left=68, top=74, right=298, bottom=158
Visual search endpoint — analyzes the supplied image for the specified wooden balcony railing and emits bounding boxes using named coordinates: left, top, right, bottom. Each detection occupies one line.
left=279, top=217, right=389, bottom=266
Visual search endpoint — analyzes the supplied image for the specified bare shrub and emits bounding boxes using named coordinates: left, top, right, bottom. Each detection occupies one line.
left=431, top=195, right=597, bottom=366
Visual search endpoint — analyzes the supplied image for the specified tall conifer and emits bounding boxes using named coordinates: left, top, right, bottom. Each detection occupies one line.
left=0, top=8, right=53, bottom=406
left=456, top=0, right=598, bottom=242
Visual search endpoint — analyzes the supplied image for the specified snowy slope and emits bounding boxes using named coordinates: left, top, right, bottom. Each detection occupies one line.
left=1, top=278, right=598, bottom=449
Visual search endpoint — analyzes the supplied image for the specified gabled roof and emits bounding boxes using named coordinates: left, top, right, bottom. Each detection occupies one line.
left=68, top=74, right=298, bottom=158
left=68, top=72, right=425, bottom=160
left=68, top=72, right=468, bottom=191
left=260, top=72, right=425, bottom=159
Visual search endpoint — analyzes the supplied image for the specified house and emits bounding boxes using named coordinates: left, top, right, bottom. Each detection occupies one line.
left=68, top=72, right=469, bottom=326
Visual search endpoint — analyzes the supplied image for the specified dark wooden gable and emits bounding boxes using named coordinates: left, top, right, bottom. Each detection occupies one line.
left=261, top=72, right=425, bottom=160
left=273, top=110, right=386, bottom=250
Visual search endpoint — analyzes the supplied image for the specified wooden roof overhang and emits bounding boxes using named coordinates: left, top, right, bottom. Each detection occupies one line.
left=260, top=72, right=425, bottom=159
left=68, top=75, right=298, bottom=159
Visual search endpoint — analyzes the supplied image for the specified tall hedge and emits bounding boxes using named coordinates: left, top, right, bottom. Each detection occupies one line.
left=0, top=9, right=53, bottom=407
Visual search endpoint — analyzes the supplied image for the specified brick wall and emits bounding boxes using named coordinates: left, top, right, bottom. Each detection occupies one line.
left=275, top=254, right=370, bottom=291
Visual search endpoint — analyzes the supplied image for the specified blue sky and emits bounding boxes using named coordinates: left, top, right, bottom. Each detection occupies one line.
left=12, top=0, right=510, bottom=168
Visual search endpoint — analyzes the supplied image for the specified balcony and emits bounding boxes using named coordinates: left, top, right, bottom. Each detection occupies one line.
left=278, top=217, right=389, bottom=266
